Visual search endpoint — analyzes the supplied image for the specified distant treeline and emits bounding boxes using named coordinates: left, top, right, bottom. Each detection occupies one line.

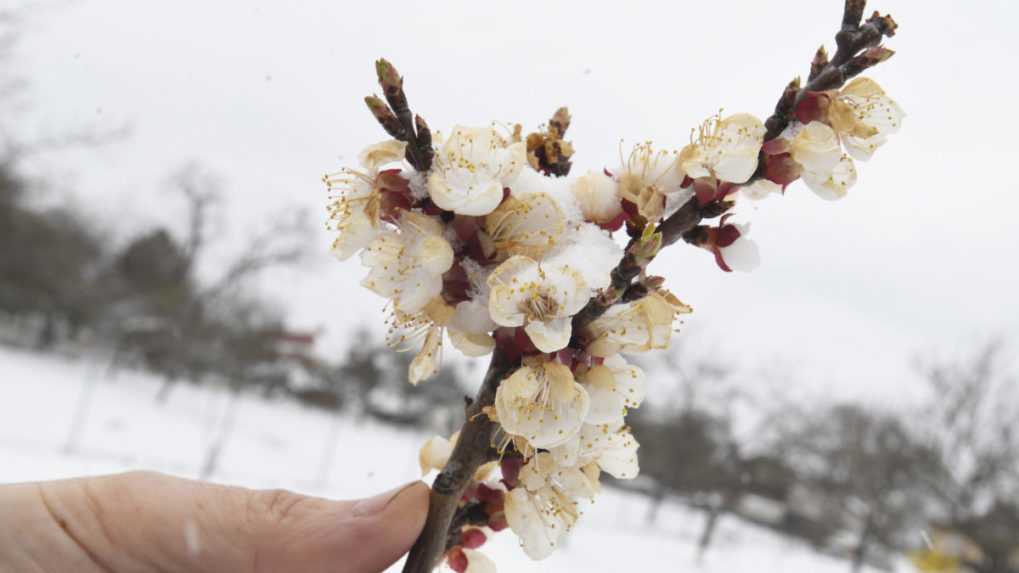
left=629, top=343, right=1019, bottom=573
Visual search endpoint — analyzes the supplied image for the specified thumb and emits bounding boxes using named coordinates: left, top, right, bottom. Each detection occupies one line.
left=29, top=471, right=429, bottom=573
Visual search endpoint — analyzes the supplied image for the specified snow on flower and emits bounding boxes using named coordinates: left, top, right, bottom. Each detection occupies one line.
left=325, top=140, right=409, bottom=260
left=360, top=211, right=455, bottom=314
left=827, top=77, right=905, bottom=161
left=487, top=255, right=588, bottom=353
left=585, top=289, right=692, bottom=357
left=570, top=170, right=623, bottom=229
left=543, top=223, right=623, bottom=292
left=427, top=126, right=526, bottom=216
left=679, top=112, right=766, bottom=184
left=615, top=142, right=684, bottom=221
left=494, top=359, right=590, bottom=449
left=576, top=354, right=647, bottom=426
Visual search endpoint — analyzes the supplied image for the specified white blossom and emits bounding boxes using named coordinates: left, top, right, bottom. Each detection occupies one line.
left=801, top=154, right=858, bottom=200
left=483, top=192, right=566, bottom=259
left=550, top=423, right=641, bottom=480
left=385, top=300, right=452, bottom=385
left=487, top=256, right=588, bottom=353
left=828, top=77, right=905, bottom=161
left=679, top=113, right=766, bottom=184
left=789, top=121, right=842, bottom=174
left=418, top=432, right=457, bottom=475
left=360, top=211, right=454, bottom=314
left=504, top=452, right=598, bottom=560
left=789, top=121, right=858, bottom=201
left=504, top=486, right=577, bottom=560
left=427, top=126, right=526, bottom=216
left=741, top=178, right=783, bottom=200
left=325, top=140, right=407, bottom=260
left=494, top=360, right=590, bottom=449
left=578, top=355, right=646, bottom=426
left=519, top=452, right=600, bottom=501
left=585, top=290, right=692, bottom=357
left=616, top=142, right=684, bottom=221
left=713, top=217, right=761, bottom=273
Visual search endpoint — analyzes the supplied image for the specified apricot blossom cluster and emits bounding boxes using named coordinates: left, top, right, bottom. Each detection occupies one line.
left=325, top=5, right=902, bottom=568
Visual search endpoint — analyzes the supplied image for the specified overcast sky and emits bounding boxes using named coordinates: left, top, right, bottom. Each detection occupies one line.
left=10, top=0, right=1018, bottom=407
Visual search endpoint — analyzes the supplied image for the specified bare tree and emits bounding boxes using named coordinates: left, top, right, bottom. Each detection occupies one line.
left=917, top=342, right=1019, bottom=573
left=776, top=404, right=941, bottom=572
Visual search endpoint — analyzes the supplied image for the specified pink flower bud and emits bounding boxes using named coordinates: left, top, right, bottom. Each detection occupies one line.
left=462, top=528, right=488, bottom=549
left=448, top=547, right=469, bottom=573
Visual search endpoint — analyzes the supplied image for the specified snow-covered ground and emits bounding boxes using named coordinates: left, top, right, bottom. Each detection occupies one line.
left=1, top=345, right=884, bottom=572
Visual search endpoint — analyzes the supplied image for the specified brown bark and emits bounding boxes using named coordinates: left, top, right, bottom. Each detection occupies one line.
left=401, top=348, right=517, bottom=573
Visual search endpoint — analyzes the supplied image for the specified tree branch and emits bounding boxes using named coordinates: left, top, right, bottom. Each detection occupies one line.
left=401, top=347, right=517, bottom=573
left=365, top=59, right=434, bottom=172
left=764, top=0, right=897, bottom=140
left=572, top=0, right=898, bottom=339
left=393, top=3, right=902, bottom=569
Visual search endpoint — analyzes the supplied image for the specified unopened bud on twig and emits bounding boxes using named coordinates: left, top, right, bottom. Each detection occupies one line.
left=844, top=46, right=895, bottom=78
left=375, top=58, right=408, bottom=114
left=365, top=95, right=405, bottom=139
left=809, top=46, right=829, bottom=82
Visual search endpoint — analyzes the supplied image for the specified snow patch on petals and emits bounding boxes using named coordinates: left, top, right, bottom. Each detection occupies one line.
left=571, top=170, right=622, bottom=225
left=543, top=223, right=623, bottom=293
left=510, top=167, right=583, bottom=223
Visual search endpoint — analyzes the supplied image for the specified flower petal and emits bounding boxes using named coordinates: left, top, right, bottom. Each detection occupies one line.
left=524, top=317, right=572, bottom=353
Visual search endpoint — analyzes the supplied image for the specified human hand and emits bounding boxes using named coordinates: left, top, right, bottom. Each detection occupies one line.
left=0, top=471, right=428, bottom=572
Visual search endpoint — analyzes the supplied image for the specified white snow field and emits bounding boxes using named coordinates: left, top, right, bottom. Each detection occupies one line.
left=1, top=346, right=883, bottom=572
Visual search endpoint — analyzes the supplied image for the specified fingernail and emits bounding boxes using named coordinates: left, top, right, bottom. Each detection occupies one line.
left=352, top=481, right=420, bottom=517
